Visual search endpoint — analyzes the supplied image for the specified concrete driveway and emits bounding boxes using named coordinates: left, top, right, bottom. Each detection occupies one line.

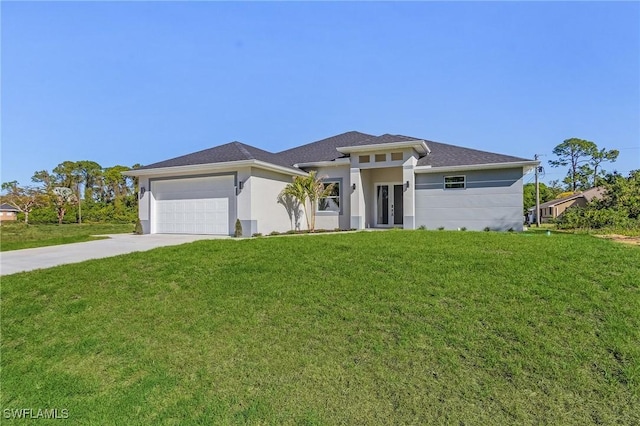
left=0, top=234, right=229, bottom=276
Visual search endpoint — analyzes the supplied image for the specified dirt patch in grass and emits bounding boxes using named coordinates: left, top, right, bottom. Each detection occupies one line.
left=595, top=234, right=640, bottom=246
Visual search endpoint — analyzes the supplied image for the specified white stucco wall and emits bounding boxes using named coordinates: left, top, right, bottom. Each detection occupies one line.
left=250, top=168, right=299, bottom=235
left=304, top=165, right=351, bottom=231
left=137, top=176, right=151, bottom=234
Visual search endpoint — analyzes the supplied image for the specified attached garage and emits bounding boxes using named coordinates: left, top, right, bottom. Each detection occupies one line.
left=150, top=175, right=236, bottom=235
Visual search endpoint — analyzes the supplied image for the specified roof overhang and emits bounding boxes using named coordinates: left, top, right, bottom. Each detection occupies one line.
left=414, top=160, right=539, bottom=174
left=294, top=158, right=351, bottom=168
left=337, top=140, right=430, bottom=155
left=123, top=159, right=308, bottom=178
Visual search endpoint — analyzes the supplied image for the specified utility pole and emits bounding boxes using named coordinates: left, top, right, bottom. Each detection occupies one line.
left=77, top=181, right=82, bottom=224
left=534, top=154, right=540, bottom=228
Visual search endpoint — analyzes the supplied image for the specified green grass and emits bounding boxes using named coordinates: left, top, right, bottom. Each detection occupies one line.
left=0, top=223, right=134, bottom=251
left=2, top=231, right=639, bottom=424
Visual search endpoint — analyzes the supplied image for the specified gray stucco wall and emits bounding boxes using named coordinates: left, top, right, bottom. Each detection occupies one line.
left=415, top=168, right=524, bottom=231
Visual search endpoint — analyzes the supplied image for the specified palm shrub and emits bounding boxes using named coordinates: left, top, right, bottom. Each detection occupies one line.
left=280, top=171, right=335, bottom=232
left=280, top=176, right=310, bottom=230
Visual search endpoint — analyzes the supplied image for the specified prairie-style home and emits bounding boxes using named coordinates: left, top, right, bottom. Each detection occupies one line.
left=126, top=131, right=538, bottom=236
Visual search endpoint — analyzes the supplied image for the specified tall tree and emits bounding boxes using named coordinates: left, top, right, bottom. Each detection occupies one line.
left=103, top=165, right=132, bottom=202
left=1, top=181, right=46, bottom=224
left=53, top=161, right=84, bottom=223
left=51, top=187, right=76, bottom=224
left=31, top=170, right=55, bottom=192
left=523, top=182, right=553, bottom=213
left=549, top=138, right=597, bottom=192
left=589, top=147, right=619, bottom=187
left=76, top=160, right=103, bottom=201
left=53, top=161, right=82, bottom=189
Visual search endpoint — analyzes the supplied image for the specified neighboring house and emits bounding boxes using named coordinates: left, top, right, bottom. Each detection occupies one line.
left=527, top=187, right=605, bottom=224
left=0, top=203, right=19, bottom=222
left=125, top=131, right=538, bottom=236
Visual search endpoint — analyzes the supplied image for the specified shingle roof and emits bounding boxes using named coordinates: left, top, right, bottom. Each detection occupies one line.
left=277, top=132, right=429, bottom=164
left=135, top=131, right=534, bottom=172
left=136, top=141, right=299, bottom=171
left=531, top=187, right=605, bottom=210
left=279, top=131, right=531, bottom=167
left=0, top=203, right=19, bottom=211
left=277, top=131, right=376, bottom=164
left=409, top=138, right=531, bottom=167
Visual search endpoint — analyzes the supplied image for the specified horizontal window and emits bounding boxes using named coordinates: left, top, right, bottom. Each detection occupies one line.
left=444, top=175, right=465, bottom=189
left=391, top=152, right=403, bottom=161
left=375, top=154, right=386, bottom=162
left=318, top=181, right=340, bottom=212
left=359, top=155, right=370, bottom=164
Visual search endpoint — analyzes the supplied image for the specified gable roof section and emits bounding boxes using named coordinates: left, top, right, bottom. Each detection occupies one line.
left=533, top=187, right=605, bottom=210
left=280, top=132, right=433, bottom=165
left=1, top=203, right=19, bottom=212
left=135, top=141, right=299, bottom=172
left=131, top=131, right=535, bottom=174
left=407, top=138, right=531, bottom=167
left=277, top=131, right=375, bottom=165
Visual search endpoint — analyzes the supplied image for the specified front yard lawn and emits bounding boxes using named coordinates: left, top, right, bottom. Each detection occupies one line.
left=2, top=231, right=638, bottom=424
left=0, top=223, right=134, bottom=251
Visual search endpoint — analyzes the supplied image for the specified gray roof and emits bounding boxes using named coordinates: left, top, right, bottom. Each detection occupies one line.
left=136, top=141, right=299, bottom=172
left=135, top=131, right=533, bottom=172
left=409, top=138, right=531, bottom=167
left=277, top=131, right=376, bottom=164
left=1, top=203, right=19, bottom=212
left=530, top=187, right=605, bottom=210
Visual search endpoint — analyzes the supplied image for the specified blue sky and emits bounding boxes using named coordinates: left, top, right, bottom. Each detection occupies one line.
left=2, top=1, right=639, bottom=188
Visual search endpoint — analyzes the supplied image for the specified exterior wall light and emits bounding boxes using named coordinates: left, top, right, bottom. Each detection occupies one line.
left=352, top=183, right=356, bottom=190
left=405, top=180, right=410, bottom=189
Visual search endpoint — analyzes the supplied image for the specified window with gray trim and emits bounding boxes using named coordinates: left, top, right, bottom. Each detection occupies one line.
left=444, top=175, right=466, bottom=189
left=317, top=181, right=340, bottom=212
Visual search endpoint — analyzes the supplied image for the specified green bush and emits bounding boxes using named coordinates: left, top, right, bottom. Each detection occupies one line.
left=555, top=206, right=638, bottom=230
left=234, top=219, right=243, bottom=238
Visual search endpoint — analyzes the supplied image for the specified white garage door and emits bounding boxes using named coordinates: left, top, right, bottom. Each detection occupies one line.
left=151, top=176, right=235, bottom=235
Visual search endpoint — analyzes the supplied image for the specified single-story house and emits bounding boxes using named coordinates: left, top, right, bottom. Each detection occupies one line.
left=125, top=131, right=538, bottom=236
left=0, top=203, right=19, bottom=222
left=527, top=187, right=605, bottom=224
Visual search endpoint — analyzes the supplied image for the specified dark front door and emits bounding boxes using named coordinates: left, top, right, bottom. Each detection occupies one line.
left=376, top=184, right=403, bottom=226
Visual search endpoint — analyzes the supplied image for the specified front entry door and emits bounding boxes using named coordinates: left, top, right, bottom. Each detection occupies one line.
left=376, top=184, right=403, bottom=226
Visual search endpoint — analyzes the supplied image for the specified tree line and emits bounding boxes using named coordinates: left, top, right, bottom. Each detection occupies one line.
left=524, top=137, right=638, bottom=231
left=524, top=137, right=621, bottom=212
left=1, top=161, right=140, bottom=224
